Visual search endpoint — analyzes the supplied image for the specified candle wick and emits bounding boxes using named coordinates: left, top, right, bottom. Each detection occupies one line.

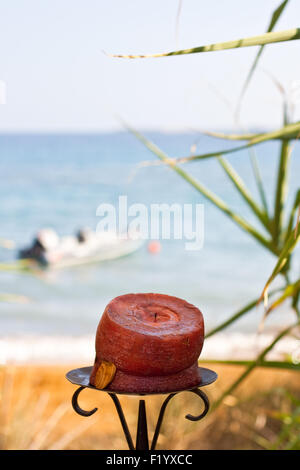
left=154, top=312, right=157, bottom=322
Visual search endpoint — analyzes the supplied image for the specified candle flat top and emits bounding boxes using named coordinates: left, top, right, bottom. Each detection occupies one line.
left=105, top=293, right=203, bottom=336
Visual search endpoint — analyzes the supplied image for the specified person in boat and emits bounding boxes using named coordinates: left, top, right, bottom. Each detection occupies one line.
left=19, top=227, right=93, bottom=265
left=18, top=226, right=143, bottom=267
left=19, top=228, right=59, bottom=265
left=76, top=227, right=93, bottom=243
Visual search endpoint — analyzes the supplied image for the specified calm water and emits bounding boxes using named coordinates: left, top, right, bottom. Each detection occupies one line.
left=0, top=132, right=299, bottom=336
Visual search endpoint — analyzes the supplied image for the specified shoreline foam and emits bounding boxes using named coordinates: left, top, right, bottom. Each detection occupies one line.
left=0, top=331, right=298, bottom=365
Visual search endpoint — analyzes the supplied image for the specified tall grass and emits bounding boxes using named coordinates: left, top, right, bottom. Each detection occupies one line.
left=1, top=364, right=299, bottom=450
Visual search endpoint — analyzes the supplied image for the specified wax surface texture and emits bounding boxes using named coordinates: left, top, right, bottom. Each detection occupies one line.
left=90, top=293, right=204, bottom=393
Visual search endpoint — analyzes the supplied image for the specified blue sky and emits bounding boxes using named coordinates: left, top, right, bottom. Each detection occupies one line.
left=0, top=0, right=299, bottom=132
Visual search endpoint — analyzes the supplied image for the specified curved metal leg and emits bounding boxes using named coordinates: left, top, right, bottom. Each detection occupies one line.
left=151, top=393, right=177, bottom=450
left=71, top=386, right=210, bottom=450
left=108, top=393, right=135, bottom=450
left=151, top=388, right=210, bottom=449
left=72, top=386, right=98, bottom=417
left=185, top=389, right=210, bottom=422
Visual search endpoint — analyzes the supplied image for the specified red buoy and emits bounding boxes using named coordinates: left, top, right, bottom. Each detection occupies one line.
left=147, top=241, right=161, bottom=254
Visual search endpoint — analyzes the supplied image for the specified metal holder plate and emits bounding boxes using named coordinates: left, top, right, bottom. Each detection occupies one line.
left=66, top=365, right=218, bottom=450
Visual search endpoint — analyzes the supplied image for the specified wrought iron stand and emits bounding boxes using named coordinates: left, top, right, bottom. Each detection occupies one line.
left=66, top=366, right=217, bottom=451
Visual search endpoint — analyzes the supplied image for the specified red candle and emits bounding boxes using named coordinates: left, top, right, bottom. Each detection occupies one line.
left=90, top=293, right=204, bottom=393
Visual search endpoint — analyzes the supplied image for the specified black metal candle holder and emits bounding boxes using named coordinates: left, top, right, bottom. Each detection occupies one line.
left=66, top=366, right=217, bottom=450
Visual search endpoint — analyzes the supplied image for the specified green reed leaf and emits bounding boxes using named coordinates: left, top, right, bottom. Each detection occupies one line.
left=259, top=223, right=300, bottom=304
left=260, top=280, right=300, bottom=329
left=198, top=359, right=299, bottom=371
left=198, top=120, right=300, bottom=142
left=236, top=1, right=290, bottom=118
left=170, top=122, right=300, bottom=166
left=110, top=27, right=300, bottom=59
left=284, top=189, right=300, bottom=243
left=249, top=150, right=269, bottom=215
left=273, top=140, right=291, bottom=245
left=218, top=156, right=270, bottom=230
left=205, top=288, right=282, bottom=338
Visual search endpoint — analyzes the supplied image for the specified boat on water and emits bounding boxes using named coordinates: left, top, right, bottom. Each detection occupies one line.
left=18, top=227, right=144, bottom=269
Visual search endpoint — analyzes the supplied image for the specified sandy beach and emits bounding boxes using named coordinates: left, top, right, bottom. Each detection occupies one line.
left=0, top=361, right=299, bottom=450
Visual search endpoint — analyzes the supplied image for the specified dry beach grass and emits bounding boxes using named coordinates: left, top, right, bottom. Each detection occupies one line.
left=0, top=363, right=299, bottom=450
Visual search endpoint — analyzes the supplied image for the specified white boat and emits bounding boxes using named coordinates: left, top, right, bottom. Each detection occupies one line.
left=19, top=228, right=144, bottom=269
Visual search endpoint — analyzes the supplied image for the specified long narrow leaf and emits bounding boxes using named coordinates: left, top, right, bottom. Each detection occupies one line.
left=177, top=142, right=250, bottom=162
left=110, top=27, right=300, bottom=59
left=205, top=288, right=282, bottom=338
left=284, top=189, right=300, bottom=244
left=203, top=130, right=264, bottom=141
left=199, top=120, right=300, bottom=142
left=171, top=121, right=300, bottom=166
left=199, top=359, right=300, bottom=371
left=249, top=150, right=269, bottom=215
left=260, top=280, right=300, bottom=329
left=218, top=156, right=270, bottom=230
left=273, top=140, right=291, bottom=245
left=295, top=205, right=300, bottom=239
left=236, top=0, right=290, bottom=117
left=259, top=223, right=300, bottom=304
left=136, top=143, right=250, bottom=169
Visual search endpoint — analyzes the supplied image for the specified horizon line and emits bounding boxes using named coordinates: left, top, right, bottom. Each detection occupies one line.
left=0, top=126, right=272, bottom=136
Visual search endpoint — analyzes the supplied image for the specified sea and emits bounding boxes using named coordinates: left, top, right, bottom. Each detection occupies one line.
left=0, top=131, right=299, bottom=362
